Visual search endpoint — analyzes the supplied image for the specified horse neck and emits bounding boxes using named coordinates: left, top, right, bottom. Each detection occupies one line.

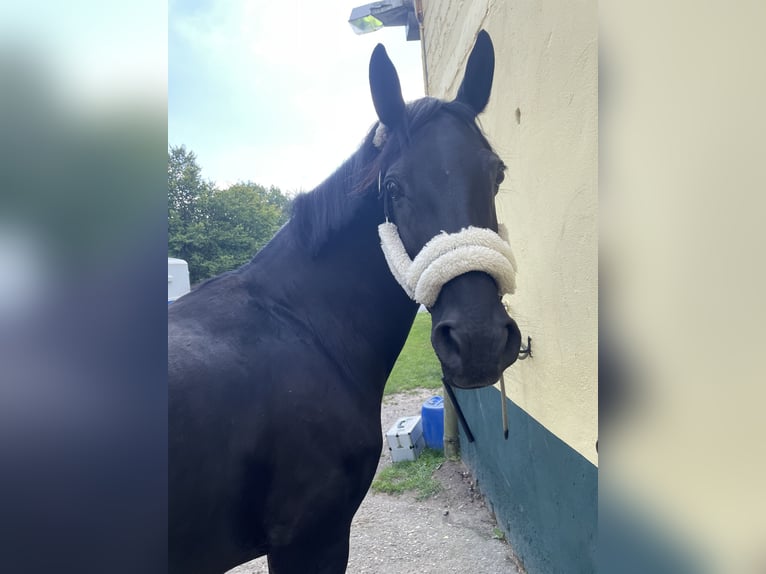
left=250, top=191, right=419, bottom=399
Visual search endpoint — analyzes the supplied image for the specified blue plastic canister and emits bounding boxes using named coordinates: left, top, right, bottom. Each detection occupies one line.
left=421, top=396, right=444, bottom=450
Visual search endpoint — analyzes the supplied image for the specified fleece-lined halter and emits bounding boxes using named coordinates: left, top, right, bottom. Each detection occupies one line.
left=373, top=123, right=518, bottom=308
left=378, top=222, right=517, bottom=308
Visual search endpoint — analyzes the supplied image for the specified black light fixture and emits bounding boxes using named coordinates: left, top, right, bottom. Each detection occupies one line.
left=348, top=1, right=420, bottom=41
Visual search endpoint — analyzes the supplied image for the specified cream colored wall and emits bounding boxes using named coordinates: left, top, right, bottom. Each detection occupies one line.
left=421, top=0, right=598, bottom=465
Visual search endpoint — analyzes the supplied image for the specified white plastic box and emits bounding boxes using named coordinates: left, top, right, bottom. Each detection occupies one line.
left=385, top=416, right=426, bottom=463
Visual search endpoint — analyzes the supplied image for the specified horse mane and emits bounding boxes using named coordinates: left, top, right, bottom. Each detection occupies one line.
left=290, top=97, right=488, bottom=254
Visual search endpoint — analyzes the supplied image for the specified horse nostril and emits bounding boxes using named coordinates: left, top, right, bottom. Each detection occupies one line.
left=504, top=321, right=522, bottom=364
left=432, top=322, right=463, bottom=371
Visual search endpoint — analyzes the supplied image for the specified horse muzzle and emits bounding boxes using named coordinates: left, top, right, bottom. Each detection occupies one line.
left=429, top=272, right=522, bottom=389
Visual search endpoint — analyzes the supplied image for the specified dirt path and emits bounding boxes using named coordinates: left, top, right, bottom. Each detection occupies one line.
left=229, top=389, right=520, bottom=573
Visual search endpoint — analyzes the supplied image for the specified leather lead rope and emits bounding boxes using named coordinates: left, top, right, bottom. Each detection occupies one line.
left=444, top=375, right=509, bottom=443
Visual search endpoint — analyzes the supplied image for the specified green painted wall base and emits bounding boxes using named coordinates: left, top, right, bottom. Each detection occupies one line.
left=454, top=386, right=598, bottom=574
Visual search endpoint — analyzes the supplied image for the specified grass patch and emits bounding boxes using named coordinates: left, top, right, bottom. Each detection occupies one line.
left=384, top=313, right=443, bottom=395
left=371, top=448, right=445, bottom=500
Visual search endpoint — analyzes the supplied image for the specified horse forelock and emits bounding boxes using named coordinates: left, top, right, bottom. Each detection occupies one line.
left=290, top=97, right=491, bottom=254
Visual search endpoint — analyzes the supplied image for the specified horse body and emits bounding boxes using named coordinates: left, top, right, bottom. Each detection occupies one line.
left=169, top=189, right=418, bottom=573
left=170, top=31, right=521, bottom=573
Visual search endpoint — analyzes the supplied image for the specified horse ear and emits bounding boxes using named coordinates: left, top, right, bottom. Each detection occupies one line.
left=369, top=44, right=406, bottom=129
left=455, top=30, right=495, bottom=115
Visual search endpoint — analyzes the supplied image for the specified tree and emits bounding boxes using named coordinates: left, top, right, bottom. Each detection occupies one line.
left=200, top=182, right=291, bottom=280
left=168, top=146, right=292, bottom=284
left=168, top=145, right=213, bottom=283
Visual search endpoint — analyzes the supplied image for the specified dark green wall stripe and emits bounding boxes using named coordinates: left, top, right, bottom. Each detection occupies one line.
left=454, top=386, right=598, bottom=574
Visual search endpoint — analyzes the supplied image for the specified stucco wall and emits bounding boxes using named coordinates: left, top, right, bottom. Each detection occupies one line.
left=421, top=0, right=598, bottom=465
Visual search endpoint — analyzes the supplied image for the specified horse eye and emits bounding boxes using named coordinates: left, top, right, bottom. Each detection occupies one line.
left=495, top=170, right=506, bottom=186
left=385, top=180, right=400, bottom=196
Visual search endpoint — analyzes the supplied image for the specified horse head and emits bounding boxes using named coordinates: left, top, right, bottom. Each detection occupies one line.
left=369, top=31, right=522, bottom=390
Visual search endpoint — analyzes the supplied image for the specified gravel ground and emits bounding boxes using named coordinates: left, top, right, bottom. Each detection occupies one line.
left=229, top=389, right=521, bottom=573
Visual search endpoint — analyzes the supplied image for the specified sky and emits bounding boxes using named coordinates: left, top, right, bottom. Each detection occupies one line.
left=169, top=0, right=426, bottom=194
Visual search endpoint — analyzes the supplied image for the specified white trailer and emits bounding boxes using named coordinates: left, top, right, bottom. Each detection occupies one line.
left=168, top=258, right=190, bottom=304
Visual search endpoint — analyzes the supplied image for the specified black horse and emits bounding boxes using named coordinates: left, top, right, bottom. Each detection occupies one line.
left=169, top=31, right=521, bottom=574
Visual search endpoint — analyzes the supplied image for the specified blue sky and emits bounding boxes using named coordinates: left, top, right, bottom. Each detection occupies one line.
left=169, top=0, right=425, bottom=193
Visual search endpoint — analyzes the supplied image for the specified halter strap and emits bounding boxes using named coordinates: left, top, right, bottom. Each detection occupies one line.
left=377, top=171, right=393, bottom=223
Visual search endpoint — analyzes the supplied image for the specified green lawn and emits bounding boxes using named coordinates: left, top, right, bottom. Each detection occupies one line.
left=384, top=312, right=443, bottom=395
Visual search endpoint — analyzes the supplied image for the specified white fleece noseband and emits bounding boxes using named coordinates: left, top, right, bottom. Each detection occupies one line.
left=378, top=222, right=517, bottom=308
